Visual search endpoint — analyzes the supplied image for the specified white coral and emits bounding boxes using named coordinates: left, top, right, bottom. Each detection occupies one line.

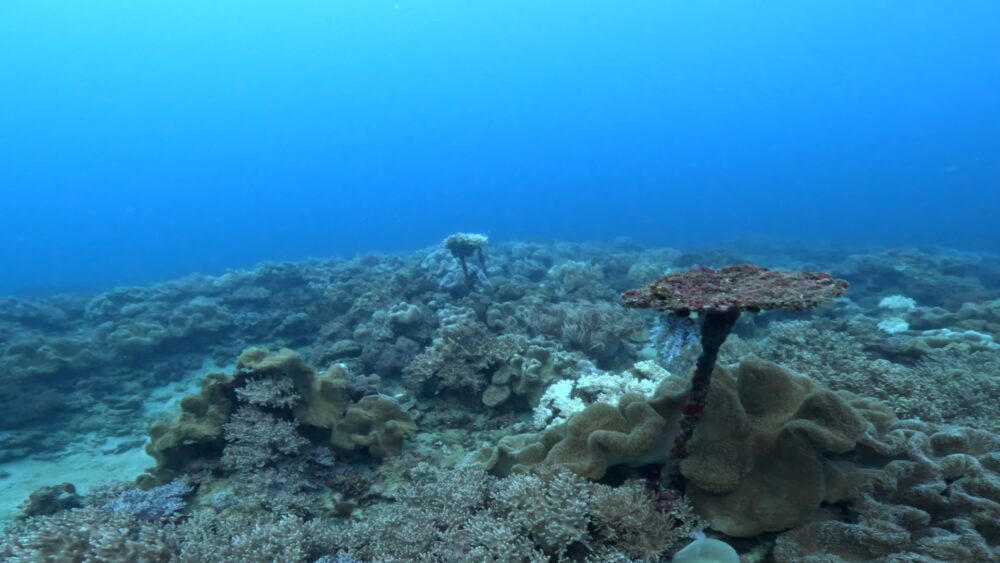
left=878, top=294, right=917, bottom=312
left=534, top=380, right=584, bottom=429
left=877, top=317, right=910, bottom=334
left=533, top=361, right=673, bottom=430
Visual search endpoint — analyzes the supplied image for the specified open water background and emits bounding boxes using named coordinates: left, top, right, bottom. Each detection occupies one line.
left=2, top=1, right=998, bottom=294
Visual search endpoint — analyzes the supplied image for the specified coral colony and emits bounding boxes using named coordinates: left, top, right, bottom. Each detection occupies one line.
left=1, top=239, right=999, bottom=561
left=622, top=264, right=849, bottom=473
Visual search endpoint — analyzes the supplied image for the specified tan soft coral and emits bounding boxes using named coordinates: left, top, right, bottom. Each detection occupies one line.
left=140, top=348, right=416, bottom=486
left=477, top=373, right=688, bottom=479
left=332, top=395, right=417, bottom=458
left=774, top=421, right=1000, bottom=561
left=479, top=357, right=894, bottom=538
left=680, top=358, right=892, bottom=536
left=140, top=373, right=233, bottom=487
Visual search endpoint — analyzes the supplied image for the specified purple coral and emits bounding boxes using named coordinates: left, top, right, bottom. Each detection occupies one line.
left=622, top=264, right=848, bottom=480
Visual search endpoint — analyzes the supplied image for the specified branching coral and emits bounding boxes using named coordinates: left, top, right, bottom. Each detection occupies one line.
left=341, top=463, right=701, bottom=561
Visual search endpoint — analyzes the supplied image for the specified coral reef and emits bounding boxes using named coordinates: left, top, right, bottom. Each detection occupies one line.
left=2, top=241, right=999, bottom=561
left=340, top=463, right=704, bottom=561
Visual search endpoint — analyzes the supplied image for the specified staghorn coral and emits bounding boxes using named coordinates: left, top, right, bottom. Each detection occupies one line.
left=341, top=463, right=700, bottom=561
left=101, top=480, right=191, bottom=522
left=490, top=468, right=591, bottom=555
left=234, top=374, right=300, bottom=408
left=174, top=508, right=337, bottom=562
left=590, top=480, right=704, bottom=559
left=0, top=508, right=177, bottom=562
left=220, top=408, right=310, bottom=472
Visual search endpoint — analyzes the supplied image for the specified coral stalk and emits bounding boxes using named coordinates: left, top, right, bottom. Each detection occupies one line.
left=622, top=264, right=848, bottom=481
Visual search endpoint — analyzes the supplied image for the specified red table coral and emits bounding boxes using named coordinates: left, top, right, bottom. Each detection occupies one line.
left=622, top=264, right=848, bottom=316
left=622, top=264, right=849, bottom=482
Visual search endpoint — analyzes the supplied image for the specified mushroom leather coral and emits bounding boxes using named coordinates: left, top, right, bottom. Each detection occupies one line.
left=478, top=374, right=689, bottom=480
left=139, top=348, right=416, bottom=487
left=773, top=422, right=1000, bottom=561
left=331, top=395, right=417, bottom=458
left=479, top=357, right=894, bottom=538
left=139, top=373, right=233, bottom=487
left=680, top=358, right=888, bottom=536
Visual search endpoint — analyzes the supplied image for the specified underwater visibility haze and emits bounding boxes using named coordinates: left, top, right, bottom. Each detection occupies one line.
left=1, top=2, right=1000, bottom=562
left=2, top=1, right=1000, bottom=293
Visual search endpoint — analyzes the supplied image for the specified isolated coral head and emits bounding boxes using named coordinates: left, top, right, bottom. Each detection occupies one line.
left=442, top=232, right=488, bottom=259
left=622, top=264, right=848, bottom=316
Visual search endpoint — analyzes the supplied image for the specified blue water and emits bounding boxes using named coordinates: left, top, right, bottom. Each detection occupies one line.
left=2, top=1, right=998, bottom=294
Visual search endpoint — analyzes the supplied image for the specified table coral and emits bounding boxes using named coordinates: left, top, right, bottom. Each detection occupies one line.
left=623, top=265, right=849, bottom=473
left=622, top=264, right=849, bottom=315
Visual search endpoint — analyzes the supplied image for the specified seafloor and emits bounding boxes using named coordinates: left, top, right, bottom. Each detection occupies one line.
left=0, top=239, right=998, bottom=562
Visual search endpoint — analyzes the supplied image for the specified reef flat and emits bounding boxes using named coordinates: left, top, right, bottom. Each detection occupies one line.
left=1, top=239, right=998, bottom=561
